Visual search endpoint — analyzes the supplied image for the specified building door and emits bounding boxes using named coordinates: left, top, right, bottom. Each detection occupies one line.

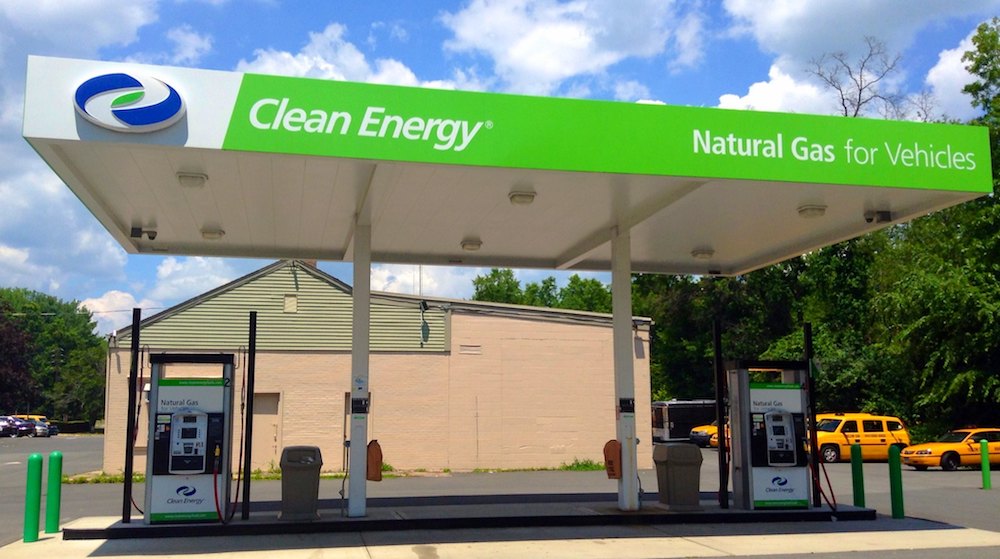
left=251, top=393, right=281, bottom=472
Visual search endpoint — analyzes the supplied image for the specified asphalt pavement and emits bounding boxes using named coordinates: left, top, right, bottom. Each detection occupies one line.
left=4, top=437, right=1000, bottom=558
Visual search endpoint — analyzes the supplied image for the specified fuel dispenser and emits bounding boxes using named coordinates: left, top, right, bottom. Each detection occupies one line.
left=145, top=354, right=234, bottom=523
left=727, top=361, right=811, bottom=510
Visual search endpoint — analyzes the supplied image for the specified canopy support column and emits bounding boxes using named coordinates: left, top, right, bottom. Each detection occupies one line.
left=347, top=220, right=371, bottom=517
left=612, top=225, right=639, bottom=511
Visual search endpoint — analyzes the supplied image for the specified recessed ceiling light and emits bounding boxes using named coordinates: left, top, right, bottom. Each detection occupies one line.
left=177, top=172, right=208, bottom=188
left=201, top=228, right=225, bottom=240
left=508, top=190, right=536, bottom=205
left=797, top=204, right=827, bottom=218
left=691, top=247, right=715, bottom=260
left=460, top=239, right=482, bottom=251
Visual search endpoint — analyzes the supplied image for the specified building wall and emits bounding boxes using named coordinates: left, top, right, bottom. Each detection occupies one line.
left=104, top=310, right=653, bottom=474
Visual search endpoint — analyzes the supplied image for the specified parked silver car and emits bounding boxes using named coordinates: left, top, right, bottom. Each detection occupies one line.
left=29, top=419, right=50, bottom=437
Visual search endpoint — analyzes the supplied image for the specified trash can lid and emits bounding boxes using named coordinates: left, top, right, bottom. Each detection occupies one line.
left=280, top=445, right=323, bottom=465
left=652, top=442, right=703, bottom=464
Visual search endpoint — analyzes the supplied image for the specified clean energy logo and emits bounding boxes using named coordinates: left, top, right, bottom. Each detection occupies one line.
left=175, top=486, right=197, bottom=497
left=74, top=73, right=185, bottom=132
left=771, top=476, right=788, bottom=487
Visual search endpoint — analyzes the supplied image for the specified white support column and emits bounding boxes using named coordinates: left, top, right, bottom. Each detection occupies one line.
left=611, top=225, right=639, bottom=511
left=347, top=221, right=371, bottom=517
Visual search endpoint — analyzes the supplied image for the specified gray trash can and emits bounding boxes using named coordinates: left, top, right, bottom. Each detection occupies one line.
left=653, top=443, right=703, bottom=511
left=279, top=445, right=323, bottom=521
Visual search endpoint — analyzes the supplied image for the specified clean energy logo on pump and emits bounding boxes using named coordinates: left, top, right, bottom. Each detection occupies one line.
left=175, top=486, right=197, bottom=497
left=74, top=72, right=185, bottom=132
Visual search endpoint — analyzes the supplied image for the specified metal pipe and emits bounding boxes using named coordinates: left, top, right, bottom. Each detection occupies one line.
left=241, top=311, right=258, bottom=520
left=851, top=443, right=865, bottom=507
left=23, top=453, right=42, bottom=542
left=713, top=319, right=728, bottom=509
left=889, top=445, right=905, bottom=518
left=122, top=308, right=141, bottom=523
left=45, top=451, right=63, bottom=533
left=982, top=439, right=992, bottom=490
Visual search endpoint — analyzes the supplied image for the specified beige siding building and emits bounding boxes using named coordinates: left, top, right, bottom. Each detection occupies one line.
left=104, top=260, right=653, bottom=474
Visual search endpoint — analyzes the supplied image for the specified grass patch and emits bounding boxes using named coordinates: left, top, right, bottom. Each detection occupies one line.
left=471, top=459, right=605, bottom=474
left=558, top=458, right=605, bottom=471
left=63, top=472, right=145, bottom=484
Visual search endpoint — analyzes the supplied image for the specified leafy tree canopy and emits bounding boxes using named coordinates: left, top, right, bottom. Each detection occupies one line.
left=0, top=288, right=106, bottom=423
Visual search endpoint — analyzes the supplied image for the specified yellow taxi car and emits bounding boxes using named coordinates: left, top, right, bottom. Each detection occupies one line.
left=708, top=423, right=729, bottom=448
left=813, top=413, right=910, bottom=462
left=901, top=428, right=1000, bottom=471
left=689, top=421, right=718, bottom=447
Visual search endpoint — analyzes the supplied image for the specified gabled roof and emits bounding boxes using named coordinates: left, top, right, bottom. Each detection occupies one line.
left=117, top=259, right=650, bottom=338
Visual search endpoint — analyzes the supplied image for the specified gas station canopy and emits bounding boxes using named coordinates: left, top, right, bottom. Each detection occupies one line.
left=23, top=56, right=992, bottom=276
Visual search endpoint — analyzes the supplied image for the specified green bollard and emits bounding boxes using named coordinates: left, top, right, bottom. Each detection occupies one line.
left=46, top=451, right=63, bottom=533
left=981, top=439, right=992, bottom=490
left=850, top=443, right=865, bottom=507
left=23, top=453, right=43, bottom=543
left=888, top=445, right=904, bottom=519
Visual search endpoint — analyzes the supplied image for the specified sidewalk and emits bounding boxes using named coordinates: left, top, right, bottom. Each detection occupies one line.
left=5, top=514, right=1000, bottom=559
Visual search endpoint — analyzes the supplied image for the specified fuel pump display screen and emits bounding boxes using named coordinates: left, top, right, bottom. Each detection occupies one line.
left=180, top=427, right=198, bottom=439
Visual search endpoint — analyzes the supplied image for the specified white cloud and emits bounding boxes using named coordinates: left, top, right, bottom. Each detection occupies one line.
left=925, top=33, right=979, bottom=121
left=166, top=25, right=213, bottom=65
left=722, top=0, right=1000, bottom=72
left=0, top=0, right=160, bottom=301
left=718, top=64, right=833, bottom=113
left=372, top=264, right=486, bottom=300
left=670, top=7, right=705, bottom=71
left=614, top=80, right=651, bottom=101
left=236, top=23, right=472, bottom=89
left=149, top=257, right=238, bottom=302
left=80, top=290, right=162, bottom=335
left=0, top=1, right=157, bottom=54
left=720, top=1, right=1000, bottom=119
left=441, top=0, right=679, bottom=95
left=367, top=21, right=409, bottom=50
left=0, top=165, right=128, bottom=295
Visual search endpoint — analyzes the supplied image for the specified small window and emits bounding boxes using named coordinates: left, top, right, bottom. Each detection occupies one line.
left=862, top=420, right=885, bottom=433
left=887, top=421, right=904, bottom=431
left=841, top=420, right=858, bottom=433
left=984, top=432, right=1000, bottom=443
left=284, top=294, right=298, bottom=313
left=458, top=345, right=482, bottom=355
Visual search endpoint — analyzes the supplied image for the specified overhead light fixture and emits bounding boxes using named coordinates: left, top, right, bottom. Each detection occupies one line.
left=797, top=204, right=827, bottom=219
left=508, top=190, right=536, bottom=205
left=691, top=247, right=714, bottom=260
left=460, top=239, right=482, bottom=251
left=201, top=228, right=225, bottom=240
left=177, top=172, right=208, bottom=188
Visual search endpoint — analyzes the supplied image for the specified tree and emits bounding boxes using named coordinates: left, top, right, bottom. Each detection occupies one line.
left=963, top=17, right=1000, bottom=173
left=471, top=269, right=614, bottom=313
left=471, top=268, right=523, bottom=304
left=556, top=275, right=612, bottom=313
left=963, top=17, right=1000, bottom=129
left=0, top=288, right=106, bottom=423
left=522, top=277, right=558, bottom=308
left=809, top=36, right=902, bottom=117
left=0, top=301, right=35, bottom=413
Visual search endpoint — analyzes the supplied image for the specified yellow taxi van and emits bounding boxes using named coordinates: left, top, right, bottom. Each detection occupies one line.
left=814, top=412, right=910, bottom=462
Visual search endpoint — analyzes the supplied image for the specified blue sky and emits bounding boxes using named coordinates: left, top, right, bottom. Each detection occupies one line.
left=1, top=1, right=997, bottom=333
